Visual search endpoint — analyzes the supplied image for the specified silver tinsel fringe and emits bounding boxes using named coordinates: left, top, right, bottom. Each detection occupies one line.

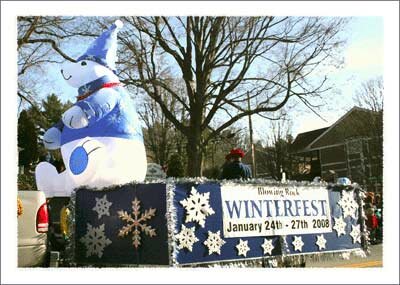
left=303, top=248, right=367, bottom=263
left=355, top=188, right=371, bottom=254
left=71, top=176, right=362, bottom=191
left=279, top=235, right=291, bottom=258
left=165, top=181, right=179, bottom=266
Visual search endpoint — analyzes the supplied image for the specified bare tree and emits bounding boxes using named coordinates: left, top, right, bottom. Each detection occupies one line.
left=138, top=79, right=187, bottom=166
left=116, top=16, right=347, bottom=176
left=17, top=16, right=98, bottom=109
left=351, top=77, right=383, bottom=189
left=354, top=76, right=383, bottom=112
left=351, top=77, right=383, bottom=155
left=18, top=16, right=347, bottom=176
left=259, top=110, right=294, bottom=179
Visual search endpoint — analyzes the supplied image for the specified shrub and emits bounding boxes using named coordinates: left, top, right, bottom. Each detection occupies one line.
left=18, top=173, right=37, bottom=190
left=166, top=154, right=184, bottom=178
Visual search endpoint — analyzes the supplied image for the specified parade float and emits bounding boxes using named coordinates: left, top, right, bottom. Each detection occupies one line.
left=36, top=20, right=369, bottom=268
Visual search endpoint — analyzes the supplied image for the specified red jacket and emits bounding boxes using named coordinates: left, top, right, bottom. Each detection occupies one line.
left=367, top=214, right=378, bottom=229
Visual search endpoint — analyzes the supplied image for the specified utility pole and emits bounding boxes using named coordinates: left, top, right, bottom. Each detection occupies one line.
left=247, top=91, right=256, bottom=177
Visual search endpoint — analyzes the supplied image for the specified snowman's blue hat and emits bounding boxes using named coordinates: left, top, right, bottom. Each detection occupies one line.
left=77, top=20, right=123, bottom=73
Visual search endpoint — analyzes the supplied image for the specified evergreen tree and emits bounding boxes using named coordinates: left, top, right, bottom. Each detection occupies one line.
left=18, top=94, right=72, bottom=172
left=42, top=94, right=72, bottom=127
left=166, top=154, right=184, bottom=178
left=38, top=94, right=72, bottom=171
left=18, top=110, right=38, bottom=168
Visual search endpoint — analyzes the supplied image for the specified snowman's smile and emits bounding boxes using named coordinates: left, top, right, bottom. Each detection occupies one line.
left=61, top=70, right=72, bottom=81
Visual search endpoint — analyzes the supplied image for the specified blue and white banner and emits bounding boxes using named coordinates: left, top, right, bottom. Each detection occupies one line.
left=173, top=183, right=282, bottom=265
left=221, top=185, right=332, bottom=238
left=173, top=182, right=363, bottom=264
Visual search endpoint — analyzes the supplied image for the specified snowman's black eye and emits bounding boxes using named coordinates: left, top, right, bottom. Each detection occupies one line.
left=81, top=61, right=87, bottom=66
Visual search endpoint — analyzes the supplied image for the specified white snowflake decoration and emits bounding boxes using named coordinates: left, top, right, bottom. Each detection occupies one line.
left=292, top=236, right=304, bottom=252
left=333, top=216, right=347, bottom=237
left=261, top=238, right=274, bottom=255
left=80, top=85, right=92, bottom=95
left=338, top=190, right=359, bottom=219
left=203, top=230, right=225, bottom=255
left=350, top=224, right=361, bottom=244
left=236, top=239, right=250, bottom=257
left=92, top=194, right=112, bottom=219
left=117, top=197, right=157, bottom=249
left=80, top=223, right=112, bottom=258
left=315, top=234, right=327, bottom=250
left=85, top=55, right=97, bottom=62
left=107, top=113, right=121, bottom=124
left=180, top=186, right=215, bottom=227
left=175, top=225, right=199, bottom=252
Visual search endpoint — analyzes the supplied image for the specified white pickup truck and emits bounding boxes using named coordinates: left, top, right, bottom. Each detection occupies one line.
left=17, top=190, right=49, bottom=267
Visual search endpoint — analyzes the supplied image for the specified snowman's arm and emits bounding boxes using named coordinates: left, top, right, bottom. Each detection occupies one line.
left=53, top=120, right=64, bottom=131
left=43, top=120, right=64, bottom=150
left=74, top=89, right=119, bottom=126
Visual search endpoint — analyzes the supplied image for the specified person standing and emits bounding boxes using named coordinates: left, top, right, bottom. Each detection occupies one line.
left=220, top=148, right=252, bottom=180
left=374, top=194, right=383, bottom=243
left=365, top=193, right=378, bottom=244
left=220, top=153, right=232, bottom=179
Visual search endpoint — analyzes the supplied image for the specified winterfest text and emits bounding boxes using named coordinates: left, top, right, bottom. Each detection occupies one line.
left=220, top=185, right=332, bottom=237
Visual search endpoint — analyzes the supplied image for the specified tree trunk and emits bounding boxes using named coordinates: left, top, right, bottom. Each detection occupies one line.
left=186, top=106, right=204, bottom=177
left=186, top=135, right=203, bottom=177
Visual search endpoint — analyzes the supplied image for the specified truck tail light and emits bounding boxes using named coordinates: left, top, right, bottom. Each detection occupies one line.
left=36, top=203, right=49, bottom=233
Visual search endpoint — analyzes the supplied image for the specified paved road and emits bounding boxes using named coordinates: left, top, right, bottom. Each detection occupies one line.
left=306, top=244, right=382, bottom=268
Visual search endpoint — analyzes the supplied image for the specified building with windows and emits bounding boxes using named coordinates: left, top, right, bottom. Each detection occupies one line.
left=290, top=107, right=383, bottom=193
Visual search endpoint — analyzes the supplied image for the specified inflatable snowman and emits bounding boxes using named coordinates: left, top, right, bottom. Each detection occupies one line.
left=35, top=20, right=147, bottom=197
